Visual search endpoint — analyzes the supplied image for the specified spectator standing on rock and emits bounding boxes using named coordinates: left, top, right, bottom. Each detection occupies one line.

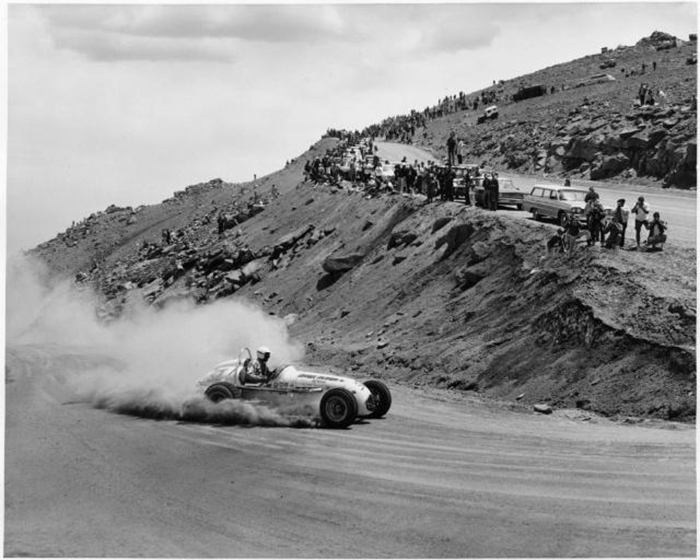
left=587, top=199, right=606, bottom=246
left=443, top=167, right=455, bottom=201
left=457, top=139, right=464, bottom=164
left=645, top=212, right=667, bottom=251
left=463, top=169, right=472, bottom=206
left=482, top=174, right=491, bottom=209
left=489, top=173, right=500, bottom=211
left=614, top=198, right=630, bottom=247
left=426, top=170, right=436, bottom=203
left=584, top=186, right=598, bottom=204
left=447, top=132, right=457, bottom=167
left=638, top=83, right=648, bottom=105
left=631, top=196, right=650, bottom=248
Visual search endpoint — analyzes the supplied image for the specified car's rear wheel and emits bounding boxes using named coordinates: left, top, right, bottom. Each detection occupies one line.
left=320, top=388, right=358, bottom=429
left=517, top=203, right=523, bottom=211
left=532, top=209, right=540, bottom=221
left=364, top=380, right=392, bottom=418
left=205, top=382, right=241, bottom=403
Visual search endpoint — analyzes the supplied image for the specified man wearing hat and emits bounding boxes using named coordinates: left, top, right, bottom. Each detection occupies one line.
left=631, top=196, right=650, bottom=248
left=615, top=198, right=630, bottom=247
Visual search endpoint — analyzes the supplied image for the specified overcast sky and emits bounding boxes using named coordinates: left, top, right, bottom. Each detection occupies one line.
left=5, top=1, right=697, bottom=253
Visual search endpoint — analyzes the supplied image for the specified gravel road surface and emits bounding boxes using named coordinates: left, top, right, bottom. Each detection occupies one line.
left=5, top=344, right=696, bottom=557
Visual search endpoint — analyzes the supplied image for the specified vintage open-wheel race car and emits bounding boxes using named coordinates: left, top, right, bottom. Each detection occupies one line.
left=198, top=348, right=392, bottom=429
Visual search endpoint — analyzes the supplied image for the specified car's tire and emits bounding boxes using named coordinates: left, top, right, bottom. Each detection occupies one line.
left=364, top=380, right=392, bottom=418
left=558, top=211, right=569, bottom=227
left=320, top=388, right=358, bottom=429
left=517, top=203, right=523, bottom=211
left=205, top=382, right=241, bottom=403
left=532, top=209, right=540, bottom=221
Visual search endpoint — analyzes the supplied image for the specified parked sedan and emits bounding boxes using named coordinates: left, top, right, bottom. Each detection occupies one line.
left=474, top=176, right=526, bottom=209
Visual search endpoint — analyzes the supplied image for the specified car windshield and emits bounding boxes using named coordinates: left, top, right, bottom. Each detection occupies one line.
left=559, top=190, right=588, bottom=201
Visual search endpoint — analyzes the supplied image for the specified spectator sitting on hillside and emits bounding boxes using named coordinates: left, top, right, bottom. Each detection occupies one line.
left=564, top=214, right=585, bottom=254
left=644, top=212, right=667, bottom=251
left=547, top=228, right=565, bottom=254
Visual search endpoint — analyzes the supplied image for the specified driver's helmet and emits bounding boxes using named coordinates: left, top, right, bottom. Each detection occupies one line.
left=257, top=346, right=271, bottom=361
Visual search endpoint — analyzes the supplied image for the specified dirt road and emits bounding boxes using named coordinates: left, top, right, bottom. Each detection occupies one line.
left=5, top=344, right=696, bottom=557
left=376, top=141, right=697, bottom=247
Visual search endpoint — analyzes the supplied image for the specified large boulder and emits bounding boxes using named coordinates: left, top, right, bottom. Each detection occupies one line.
left=564, top=136, right=601, bottom=162
left=590, top=153, right=631, bottom=180
left=272, top=224, right=315, bottom=257
left=322, top=252, right=365, bottom=273
left=387, top=230, right=418, bottom=249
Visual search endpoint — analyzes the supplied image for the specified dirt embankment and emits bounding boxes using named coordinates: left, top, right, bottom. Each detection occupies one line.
left=250, top=187, right=696, bottom=422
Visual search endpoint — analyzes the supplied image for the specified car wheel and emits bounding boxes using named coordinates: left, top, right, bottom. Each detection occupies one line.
left=320, top=388, right=358, bottom=429
left=517, top=204, right=523, bottom=211
left=363, top=380, right=392, bottom=418
left=558, top=211, right=569, bottom=227
left=532, top=209, right=540, bottom=221
left=205, top=382, right=241, bottom=403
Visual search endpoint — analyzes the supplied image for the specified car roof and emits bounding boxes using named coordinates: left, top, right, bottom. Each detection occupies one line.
left=533, top=184, right=587, bottom=190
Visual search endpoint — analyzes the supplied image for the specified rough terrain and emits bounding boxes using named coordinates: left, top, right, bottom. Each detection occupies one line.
left=418, top=31, right=697, bottom=188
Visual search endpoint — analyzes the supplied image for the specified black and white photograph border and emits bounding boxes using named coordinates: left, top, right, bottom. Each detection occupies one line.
left=3, top=1, right=697, bottom=558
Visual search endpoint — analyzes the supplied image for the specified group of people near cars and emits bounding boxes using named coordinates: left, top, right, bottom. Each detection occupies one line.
left=548, top=188, right=668, bottom=255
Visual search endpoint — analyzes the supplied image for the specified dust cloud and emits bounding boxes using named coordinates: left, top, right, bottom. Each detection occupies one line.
left=6, top=255, right=313, bottom=427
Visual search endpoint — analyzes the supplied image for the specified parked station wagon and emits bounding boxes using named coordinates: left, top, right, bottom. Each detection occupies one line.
left=523, top=185, right=591, bottom=226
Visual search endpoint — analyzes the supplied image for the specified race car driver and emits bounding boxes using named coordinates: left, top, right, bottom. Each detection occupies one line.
left=243, top=346, right=272, bottom=384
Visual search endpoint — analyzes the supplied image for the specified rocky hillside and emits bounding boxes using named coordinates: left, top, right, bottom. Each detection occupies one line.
left=417, top=31, right=697, bottom=188
left=27, top=34, right=696, bottom=423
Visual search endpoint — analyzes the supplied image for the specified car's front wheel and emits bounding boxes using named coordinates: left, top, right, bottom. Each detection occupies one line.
left=320, top=388, right=358, bottom=429
left=531, top=209, right=540, bottom=221
left=364, top=380, right=392, bottom=418
left=205, top=382, right=241, bottom=403
left=558, top=211, right=569, bottom=227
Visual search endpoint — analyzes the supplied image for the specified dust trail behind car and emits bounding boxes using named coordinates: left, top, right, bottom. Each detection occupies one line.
left=7, top=255, right=312, bottom=427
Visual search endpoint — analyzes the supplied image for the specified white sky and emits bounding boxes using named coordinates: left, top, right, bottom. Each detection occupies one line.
left=4, top=1, right=698, bottom=253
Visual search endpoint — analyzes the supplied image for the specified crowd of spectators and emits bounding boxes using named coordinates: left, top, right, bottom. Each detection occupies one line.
left=548, top=189, right=668, bottom=255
